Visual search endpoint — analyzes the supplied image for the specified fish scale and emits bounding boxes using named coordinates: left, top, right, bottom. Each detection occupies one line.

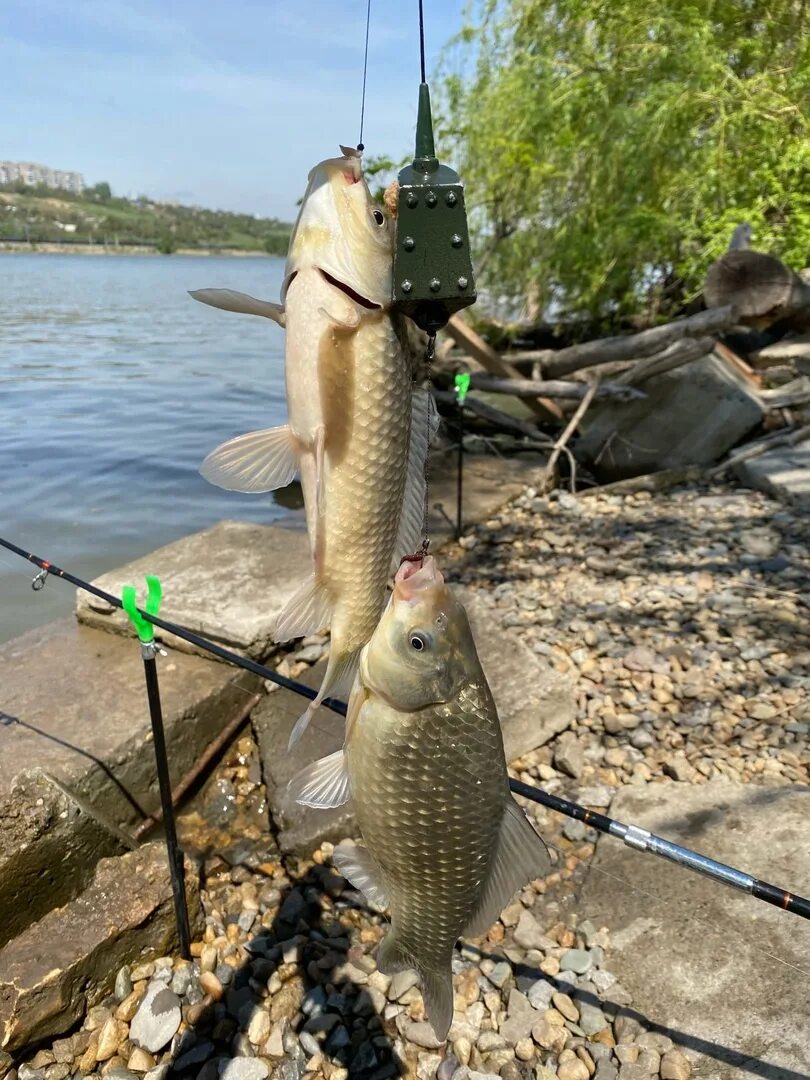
left=348, top=678, right=507, bottom=966
left=322, top=313, right=413, bottom=657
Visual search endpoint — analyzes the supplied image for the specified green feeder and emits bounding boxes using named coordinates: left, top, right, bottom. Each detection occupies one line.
left=392, top=82, right=477, bottom=335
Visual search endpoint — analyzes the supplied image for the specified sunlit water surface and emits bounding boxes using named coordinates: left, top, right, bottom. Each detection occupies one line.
left=0, top=253, right=303, bottom=644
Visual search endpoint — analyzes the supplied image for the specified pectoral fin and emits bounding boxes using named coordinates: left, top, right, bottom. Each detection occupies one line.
left=332, top=841, right=389, bottom=909
left=463, top=799, right=551, bottom=939
left=288, top=749, right=350, bottom=808
left=200, top=425, right=298, bottom=492
left=190, top=288, right=286, bottom=326
left=273, top=574, right=333, bottom=642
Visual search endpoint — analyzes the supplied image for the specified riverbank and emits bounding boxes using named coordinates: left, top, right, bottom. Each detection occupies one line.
left=0, top=242, right=272, bottom=257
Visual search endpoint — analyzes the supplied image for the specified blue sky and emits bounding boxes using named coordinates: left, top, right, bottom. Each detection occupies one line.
left=0, top=0, right=467, bottom=221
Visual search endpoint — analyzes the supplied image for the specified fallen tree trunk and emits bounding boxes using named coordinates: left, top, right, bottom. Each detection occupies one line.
left=503, top=305, right=737, bottom=379
left=463, top=374, right=645, bottom=401
left=704, top=250, right=810, bottom=329
left=619, top=336, right=717, bottom=385
left=444, top=314, right=564, bottom=420
left=432, top=389, right=552, bottom=443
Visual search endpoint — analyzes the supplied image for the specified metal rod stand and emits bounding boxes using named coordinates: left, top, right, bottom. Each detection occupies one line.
left=141, top=643, right=192, bottom=958
left=456, top=400, right=464, bottom=540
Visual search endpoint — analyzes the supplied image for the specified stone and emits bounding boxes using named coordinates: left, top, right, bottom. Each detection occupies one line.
left=114, top=968, right=133, bottom=1002
left=559, top=950, right=591, bottom=974
left=580, top=780, right=810, bottom=1077
left=95, top=1018, right=127, bottom=1062
left=75, top=522, right=312, bottom=660
left=659, top=1052, right=691, bottom=1080
left=0, top=843, right=200, bottom=1051
left=486, top=962, right=512, bottom=990
left=126, top=1050, right=155, bottom=1073
left=513, top=910, right=548, bottom=952
left=499, top=991, right=536, bottom=1045
left=557, top=1060, right=589, bottom=1080
left=551, top=994, right=578, bottom=1022
left=531, top=1018, right=566, bottom=1054
left=247, top=1009, right=271, bottom=1046
left=219, top=1060, right=270, bottom=1080
left=526, top=980, right=555, bottom=1012
left=129, top=982, right=182, bottom=1054
left=576, top=1002, right=608, bottom=1037
left=553, top=733, right=585, bottom=780
left=401, top=1021, right=444, bottom=1050
left=0, top=617, right=260, bottom=842
left=594, top=1064, right=618, bottom=1080
left=735, top=443, right=810, bottom=509
left=578, top=352, right=765, bottom=481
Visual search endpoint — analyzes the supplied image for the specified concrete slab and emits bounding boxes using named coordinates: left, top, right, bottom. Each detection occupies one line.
left=257, top=589, right=574, bottom=855
left=0, top=842, right=202, bottom=1053
left=578, top=780, right=810, bottom=1078
left=0, top=618, right=260, bottom=821
left=428, top=452, right=545, bottom=541
left=735, top=442, right=810, bottom=509
left=75, top=520, right=312, bottom=660
left=578, top=353, right=765, bottom=481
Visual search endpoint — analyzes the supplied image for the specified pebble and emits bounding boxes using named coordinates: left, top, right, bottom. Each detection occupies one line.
left=95, top=1019, right=128, bottom=1063
left=247, top=1010, right=271, bottom=1047
left=129, top=984, right=181, bottom=1054
left=660, top=1050, right=691, bottom=1080
left=487, top=961, right=512, bottom=989
left=125, top=1051, right=154, bottom=1074
left=219, top=1060, right=270, bottom=1080
left=551, top=993, right=579, bottom=1022
left=560, top=950, right=592, bottom=974
left=557, top=1060, right=590, bottom=1080
left=114, top=969, right=133, bottom=1002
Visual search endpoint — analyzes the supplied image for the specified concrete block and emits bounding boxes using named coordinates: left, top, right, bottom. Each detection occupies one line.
left=734, top=442, right=810, bottom=509
left=0, top=842, right=202, bottom=1053
left=0, top=618, right=261, bottom=938
left=75, top=520, right=312, bottom=659
left=578, top=780, right=810, bottom=1077
left=578, top=352, right=765, bottom=481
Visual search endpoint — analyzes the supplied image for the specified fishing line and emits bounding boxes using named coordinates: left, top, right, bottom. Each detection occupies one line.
left=418, top=0, right=427, bottom=84
left=2, top=533, right=809, bottom=926
left=357, top=0, right=372, bottom=151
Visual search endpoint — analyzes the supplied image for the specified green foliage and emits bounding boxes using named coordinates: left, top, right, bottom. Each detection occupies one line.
left=440, top=0, right=810, bottom=326
left=0, top=180, right=292, bottom=254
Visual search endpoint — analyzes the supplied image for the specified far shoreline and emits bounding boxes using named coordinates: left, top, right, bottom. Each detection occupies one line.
left=0, top=241, right=275, bottom=258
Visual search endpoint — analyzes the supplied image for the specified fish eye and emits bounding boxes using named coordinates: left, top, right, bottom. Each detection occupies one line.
left=372, top=208, right=385, bottom=226
left=409, top=631, right=429, bottom=651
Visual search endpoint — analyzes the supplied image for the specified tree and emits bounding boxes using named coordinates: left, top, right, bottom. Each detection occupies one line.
left=440, top=0, right=810, bottom=327
left=88, top=181, right=112, bottom=203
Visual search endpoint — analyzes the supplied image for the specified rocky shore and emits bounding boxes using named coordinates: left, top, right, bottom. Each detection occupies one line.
left=3, top=476, right=807, bottom=1080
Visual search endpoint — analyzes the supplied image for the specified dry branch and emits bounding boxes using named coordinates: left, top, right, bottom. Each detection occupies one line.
left=619, top=336, right=716, bottom=385
left=541, top=381, right=600, bottom=492
left=465, top=374, right=645, bottom=401
left=432, top=389, right=552, bottom=443
left=502, top=306, right=737, bottom=379
left=708, top=423, right=810, bottom=477
left=445, top=314, right=564, bottom=420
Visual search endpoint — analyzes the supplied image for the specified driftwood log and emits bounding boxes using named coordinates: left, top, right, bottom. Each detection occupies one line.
left=432, top=389, right=550, bottom=442
left=704, top=251, right=810, bottom=330
left=444, top=315, right=564, bottom=420
left=503, top=306, right=737, bottom=379
left=458, top=374, right=645, bottom=402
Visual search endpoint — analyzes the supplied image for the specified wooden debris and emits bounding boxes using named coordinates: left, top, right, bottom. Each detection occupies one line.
left=541, top=381, right=600, bottom=492
left=445, top=314, right=564, bottom=420
left=432, top=389, right=552, bottom=443
left=461, top=374, right=644, bottom=401
left=704, top=250, right=810, bottom=330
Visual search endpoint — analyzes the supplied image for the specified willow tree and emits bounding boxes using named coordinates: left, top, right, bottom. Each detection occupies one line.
left=440, top=0, right=810, bottom=326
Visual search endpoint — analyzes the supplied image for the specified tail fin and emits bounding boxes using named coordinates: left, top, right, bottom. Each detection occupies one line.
left=287, top=647, right=360, bottom=749
left=377, top=933, right=453, bottom=1043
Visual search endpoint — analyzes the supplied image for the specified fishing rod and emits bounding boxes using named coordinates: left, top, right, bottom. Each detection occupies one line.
left=2, top=533, right=809, bottom=923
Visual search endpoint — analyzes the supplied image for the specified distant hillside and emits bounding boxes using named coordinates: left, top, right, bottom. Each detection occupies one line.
left=0, top=180, right=291, bottom=255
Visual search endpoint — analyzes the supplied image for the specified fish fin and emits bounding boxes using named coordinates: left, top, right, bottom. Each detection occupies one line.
left=273, top=575, right=332, bottom=643
left=463, top=799, right=551, bottom=939
left=199, top=426, right=298, bottom=492
left=392, top=388, right=439, bottom=566
left=376, top=930, right=413, bottom=976
left=288, top=749, right=350, bottom=808
left=287, top=649, right=361, bottom=748
left=333, top=841, right=389, bottom=908
left=189, top=288, right=286, bottom=326
left=420, top=968, right=454, bottom=1043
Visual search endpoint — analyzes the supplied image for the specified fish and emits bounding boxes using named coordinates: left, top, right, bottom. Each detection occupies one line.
left=289, top=556, right=551, bottom=1040
left=190, top=148, right=433, bottom=747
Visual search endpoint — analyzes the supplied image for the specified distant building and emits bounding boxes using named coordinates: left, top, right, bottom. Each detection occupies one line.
left=0, top=161, right=85, bottom=193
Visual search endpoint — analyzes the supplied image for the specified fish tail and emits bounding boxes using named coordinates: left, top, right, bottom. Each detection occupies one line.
left=287, top=647, right=360, bottom=749
left=377, top=934, right=453, bottom=1043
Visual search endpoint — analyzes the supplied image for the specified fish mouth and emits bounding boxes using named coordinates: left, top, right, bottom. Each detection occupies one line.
left=319, top=269, right=381, bottom=311
left=394, top=555, right=442, bottom=601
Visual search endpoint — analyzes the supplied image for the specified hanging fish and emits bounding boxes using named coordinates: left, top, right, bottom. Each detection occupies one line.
left=290, top=556, right=551, bottom=1040
left=191, top=148, right=433, bottom=746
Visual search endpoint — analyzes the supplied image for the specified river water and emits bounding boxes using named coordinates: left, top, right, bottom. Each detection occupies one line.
left=0, top=253, right=303, bottom=645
